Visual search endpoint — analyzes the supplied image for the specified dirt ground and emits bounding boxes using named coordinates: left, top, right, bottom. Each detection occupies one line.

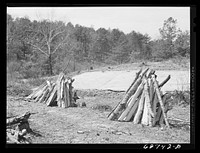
left=6, top=61, right=191, bottom=144
left=6, top=90, right=190, bottom=144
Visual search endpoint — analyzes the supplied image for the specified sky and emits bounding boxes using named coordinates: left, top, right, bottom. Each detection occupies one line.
left=7, top=7, right=190, bottom=40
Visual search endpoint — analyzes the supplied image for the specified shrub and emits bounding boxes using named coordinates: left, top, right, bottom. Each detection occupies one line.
left=27, top=78, right=46, bottom=87
left=20, top=61, right=42, bottom=79
left=169, top=90, right=190, bottom=106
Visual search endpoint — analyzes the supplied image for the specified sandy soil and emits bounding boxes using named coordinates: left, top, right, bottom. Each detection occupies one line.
left=72, top=70, right=190, bottom=92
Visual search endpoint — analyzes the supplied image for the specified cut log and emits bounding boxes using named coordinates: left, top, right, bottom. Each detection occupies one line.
left=147, top=69, right=155, bottom=78
left=34, top=85, right=48, bottom=102
left=108, top=68, right=149, bottom=120
left=133, top=90, right=145, bottom=124
left=158, top=75, right=171, bottom=88
left=149, top=78, right=154, bottom=106
left=32, top=84, right=47, bottom=100
left=57, top=74, right=65, bottom=107
left=26, top=82, right=47, bottom=99
left=141, top=94, right=149, bottom=126
left=144, top=79, right=154, bottom=118
left=152, top=93, right=159, bottom=126
left=45, top=83, right=56, bottom=103
left=123, top=97, right=140, bottom=121
left=60, top=79, right=66, bottom=108
left=159, top=95, right=171, bottom=125
left=38, top=87, right=49, bottom=103
left=108, top=69, right=142, bottom=119
left=152, top=75, right=170, bottom=128
left=46, top=85, right=57, bottom=106
left=118, top=80, right=144, bottom=121
left=144, top=79, right=154, bottom=126
left=126, top=68, right=142, bottom=93
left=68, top=78, right=74, bottom=106
left=7, top=112, right=31, bottom=126
left=66, top=82, right=70, bottom=107
left=108, top=76, right=142, bottom=120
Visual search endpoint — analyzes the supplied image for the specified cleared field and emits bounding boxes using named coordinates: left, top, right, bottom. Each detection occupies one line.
left=6, top=61, right=191, bottom=145
left=72, top=70, right=190, bottom=92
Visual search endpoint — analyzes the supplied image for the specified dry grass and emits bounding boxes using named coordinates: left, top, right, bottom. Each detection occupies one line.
left=92, top=104, right=113, bottom=112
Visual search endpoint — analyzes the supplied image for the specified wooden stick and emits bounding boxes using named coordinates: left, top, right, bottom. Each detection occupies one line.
left=108, top=68, right=149, bottom=120
left=34, top=85, right=48, bottom=102
left=141, top=94, right=149, bottom=126
left=159, top=95, right=171, bottom=125
left=149, top=78, right=154, bottom=106
left=147, top=69, right=155, bottom=78
left=7, top=112, right=31, bottom=126
left=38, top=88, right=49, bottom=103
left=158, top=75, right=171, bottom=88
left=27, top=82, right=47, bottom=99
left=43, top=83, right=55, bottom=104
left=144, top=79, right=154, bottom=126
left=118, top=80, right=144, bottom=121
left=133, top=90, right=145, bottom=124
left=123, top=97, right=140, bottom=121
left=66, top=81, right=70, bottom=107
left=46, top=84, right=57, bottom=106
left=152, top=92, right=159, bottom=126
left=57, top=74, right=65, bottom=107
left=144, top=79, right=154, bottom=118
left=152, top=75, right=170, bottom=128
left=126, top=68, right=142, bottom=93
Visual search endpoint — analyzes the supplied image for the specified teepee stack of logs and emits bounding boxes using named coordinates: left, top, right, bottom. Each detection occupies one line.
left=26, top=72, right=75, bottom=108
left=108, top=68, right=172, bottom=128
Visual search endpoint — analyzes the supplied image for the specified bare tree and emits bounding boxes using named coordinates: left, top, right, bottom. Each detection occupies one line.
left=25, top=10, right=72, bottom=75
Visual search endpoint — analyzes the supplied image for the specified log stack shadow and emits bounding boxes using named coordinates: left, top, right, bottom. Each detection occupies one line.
left=26, top=72, right=76, bottom=108
left=108, top=68, right=172, bottom=128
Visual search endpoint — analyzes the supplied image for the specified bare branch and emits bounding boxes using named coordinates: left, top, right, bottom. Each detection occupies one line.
left=29, top=43, right=49, bottom=57
left=51, top=33, right=70, bottom=54
left=50, top=24, right=64, bottom=38
left=50, top=29, right=67, bottom=42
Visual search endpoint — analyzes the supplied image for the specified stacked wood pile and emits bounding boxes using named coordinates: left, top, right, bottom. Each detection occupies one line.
left=26, top=72, right=76, bottom=108
left=108, top=68, right=172, bottom=128
left=7, top=112, right=32, bottom=144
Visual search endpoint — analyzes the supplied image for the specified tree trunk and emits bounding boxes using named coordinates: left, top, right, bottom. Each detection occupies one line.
left=49, top=54, right=53, bottom=76
left=73, top=54, right=76, bottom=72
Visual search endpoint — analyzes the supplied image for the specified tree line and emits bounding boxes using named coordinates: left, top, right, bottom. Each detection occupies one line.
left=7, top=14, right=190, bottom=79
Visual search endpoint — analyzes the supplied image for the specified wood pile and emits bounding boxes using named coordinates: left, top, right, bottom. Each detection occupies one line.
left=26, top=72, right=76, bottom=108
left=7, top=112, right=32, bottom=144
left=108, top=68, right=172, bottom=128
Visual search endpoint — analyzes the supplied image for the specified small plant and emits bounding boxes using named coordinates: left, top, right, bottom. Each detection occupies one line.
left=170, top=90, right=190, bottom=106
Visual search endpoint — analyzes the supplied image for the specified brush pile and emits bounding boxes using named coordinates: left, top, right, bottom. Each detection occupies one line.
left=26, top=72, right=76, bottom=108
left=108, top=68, right=173, bottom=128
left=7, top=112, right=32, bottom=144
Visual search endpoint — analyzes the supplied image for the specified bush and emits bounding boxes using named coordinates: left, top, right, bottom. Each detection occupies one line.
left=20, top=61, right=42, bottom=79
left=7, top=61, right=23, bottom=80
left=168, top=90, right=190, bottom=106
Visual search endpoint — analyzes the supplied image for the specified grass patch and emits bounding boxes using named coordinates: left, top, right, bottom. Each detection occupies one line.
left=7, top=81, right=32, bottom=97
left=92, top=104, right=113, bottom=112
